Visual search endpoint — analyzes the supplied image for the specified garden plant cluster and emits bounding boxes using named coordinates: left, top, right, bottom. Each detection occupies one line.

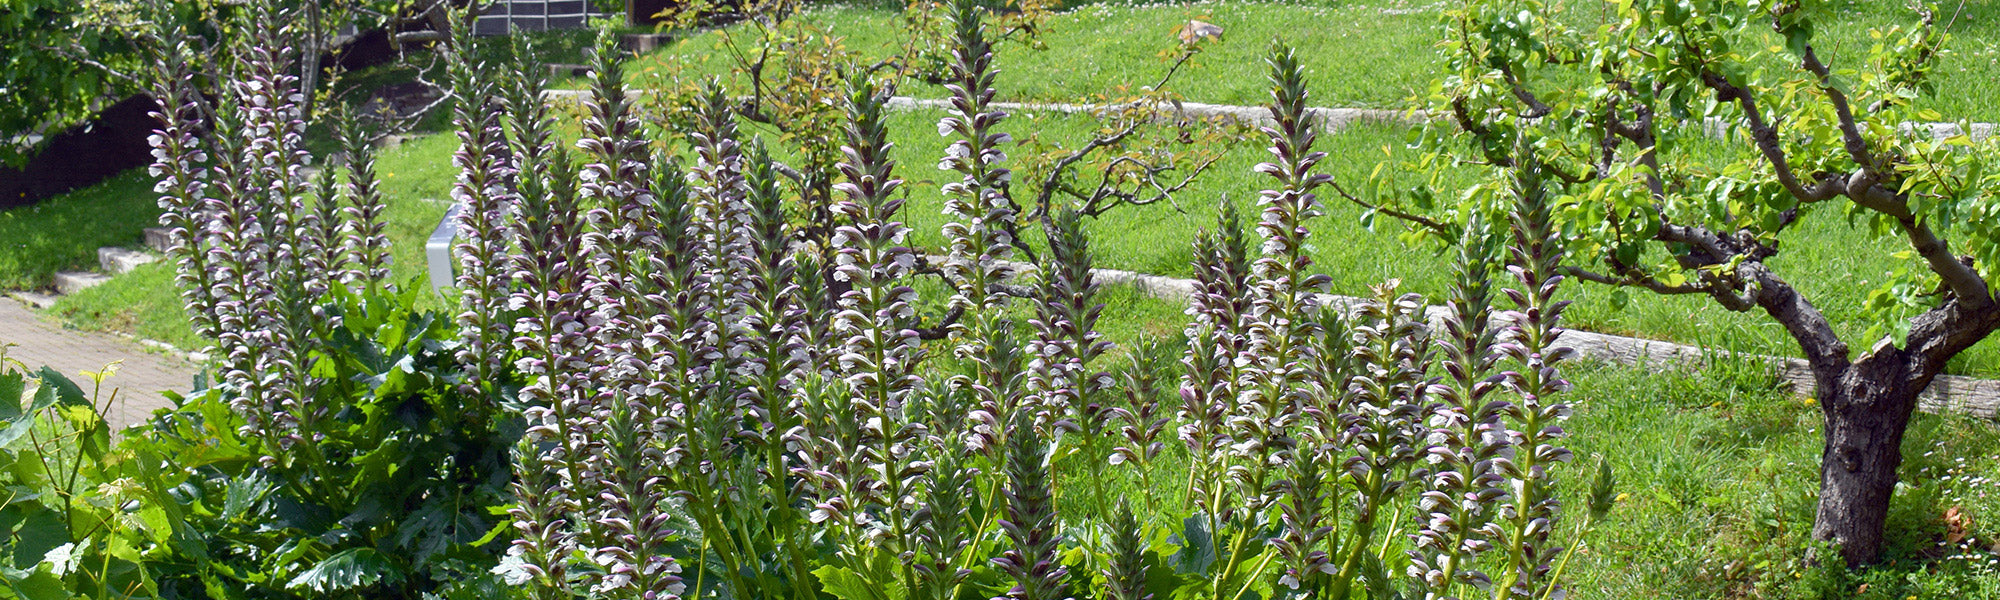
left=3, top=0, right=1998, bottom=598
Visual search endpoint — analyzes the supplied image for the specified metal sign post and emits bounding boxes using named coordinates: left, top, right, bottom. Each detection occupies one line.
left=425, top=202, right=462, bottom=295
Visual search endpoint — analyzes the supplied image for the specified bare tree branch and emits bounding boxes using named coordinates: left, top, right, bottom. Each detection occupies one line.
left=1328, top=180, right=1455, bottom=238
left=1070, top=153, right=1215, bottom=217
left=1794, top=40, right=1881, bottom=170
left=1602, top=75, right=1666, bottom=199
left=913, top=306, right=965, bottom=340
left=31, top=42, right=144, bottom=86
left=1698, top=70, right=1848, bottom=205
left=1902, top=292, right=2000, bottom=376
left=1562, top=265, right=1719, bottom=296
left=1497, top=63, right=1554, bottom=119
left=1741, top=261, right=1853, bottom=372
left=1031, top=121, right=1141, bottom=218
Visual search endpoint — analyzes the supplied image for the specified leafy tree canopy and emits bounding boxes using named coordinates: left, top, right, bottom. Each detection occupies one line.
left=0, top=0, right=153, bottom=164
left=0, top=0, right=430, bottom=166
left=1360, top=0, right=1999, bottom=565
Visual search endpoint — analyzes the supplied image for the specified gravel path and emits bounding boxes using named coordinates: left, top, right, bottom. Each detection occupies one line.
left=0, top=299, right=196, bottom=428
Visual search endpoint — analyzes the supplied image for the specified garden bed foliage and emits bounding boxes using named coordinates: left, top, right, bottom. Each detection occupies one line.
left=10, top=0, right=1999, bottom=598
left=0, top=0, right=1619, bottom=596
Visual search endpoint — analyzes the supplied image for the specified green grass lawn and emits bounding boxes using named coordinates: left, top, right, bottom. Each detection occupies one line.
left=1054, top=289, right=2000, bottom=599
left=1485, top=357, right=2000, bottom=598
left=623, top=0, right=1439, bottom=108
left=40, top=100, right=2000, bottom=373
left=848, top=106, right=2000, bottom=377
left=0, top=170, right=159, bottom=290
left=621, top=0, right=2000, bottom=122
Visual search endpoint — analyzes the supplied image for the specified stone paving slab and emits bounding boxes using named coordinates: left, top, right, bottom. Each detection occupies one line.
left=0, top=299, right=195, bottom=429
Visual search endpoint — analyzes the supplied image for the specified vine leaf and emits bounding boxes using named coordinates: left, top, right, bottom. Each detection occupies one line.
left=32, top=368, right=86, bottom=407
left=6, top=566, right=67, bottom=600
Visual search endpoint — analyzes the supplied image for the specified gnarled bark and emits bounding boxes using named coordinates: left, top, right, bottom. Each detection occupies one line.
left=1798, top=295, right=1999, bottom=566
left=1811, top=361, right=1920, bottom=566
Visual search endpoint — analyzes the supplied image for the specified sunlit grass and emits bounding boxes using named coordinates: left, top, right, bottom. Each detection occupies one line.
left=0, top=171, right=158, bottom=290
left=46, top=94, right=2000, bottom=372
left=622, top=0, right=2000, bottom=121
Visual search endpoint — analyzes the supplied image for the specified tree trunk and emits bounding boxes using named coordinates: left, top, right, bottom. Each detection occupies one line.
left=1810, top=364, right=1922, bottom=566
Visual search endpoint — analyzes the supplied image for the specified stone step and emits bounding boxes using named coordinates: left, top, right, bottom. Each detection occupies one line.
left=7, top=291, right=57, bottom=310
left=98, top=246, right=158, bottom=275
left=143, top=227, right=173, bottom=253
left=547, top=63, right=590, bottom=78
left=53, top=271, right=110, bottom=295
left=376, top=133, right=422, bottom=150
left=621, top=33, right=673, bottom=54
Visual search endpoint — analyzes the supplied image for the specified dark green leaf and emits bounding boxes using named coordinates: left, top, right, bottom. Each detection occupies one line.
left=221, top=472, right=272, bottom=523
left=285, top=547, right=407, bottom=593
left=9, top=567, right=67, bottom=600
left=1169, top=514, right=1217, bottom=575
left=0, top=373, right=33, bottom=449
left=11, top=508, right=66, bottom=571
left=33, top=368, right=87, bottom=408
left=0, top=372, right=26, bottom=422
left=391, top=496, right=490, bottom=565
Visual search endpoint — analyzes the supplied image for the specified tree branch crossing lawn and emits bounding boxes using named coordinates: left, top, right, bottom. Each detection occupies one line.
left=5, top=3, right=2000, bottom=593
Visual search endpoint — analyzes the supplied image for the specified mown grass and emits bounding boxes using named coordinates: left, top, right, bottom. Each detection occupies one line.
left=46, top=99, right=2000, bottom=371
left=857, top=106, right=2000, bottom=377
left=0, top=170, right=159, bottom=290
left=621, top=0, right=1439, bottom=108
left=621, top=0, right=2000, bottom=121
left=1053, top=289, right=2000, bottom=599
left=1531, top=356, right=2000, bottom=599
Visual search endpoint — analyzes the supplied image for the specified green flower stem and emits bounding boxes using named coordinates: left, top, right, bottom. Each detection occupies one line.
left=1538, top=512, right=1599, bottom=600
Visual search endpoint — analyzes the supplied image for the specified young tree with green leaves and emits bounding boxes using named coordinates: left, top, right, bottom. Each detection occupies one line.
left=1358, top=0, right=2000, bottom=566
left=1, top=0, right=154, bottom=164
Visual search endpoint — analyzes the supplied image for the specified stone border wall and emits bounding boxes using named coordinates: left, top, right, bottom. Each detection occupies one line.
left=1079, top=264, right=2000, bottom=419
left=544, top=90, right=1998, bottom=142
